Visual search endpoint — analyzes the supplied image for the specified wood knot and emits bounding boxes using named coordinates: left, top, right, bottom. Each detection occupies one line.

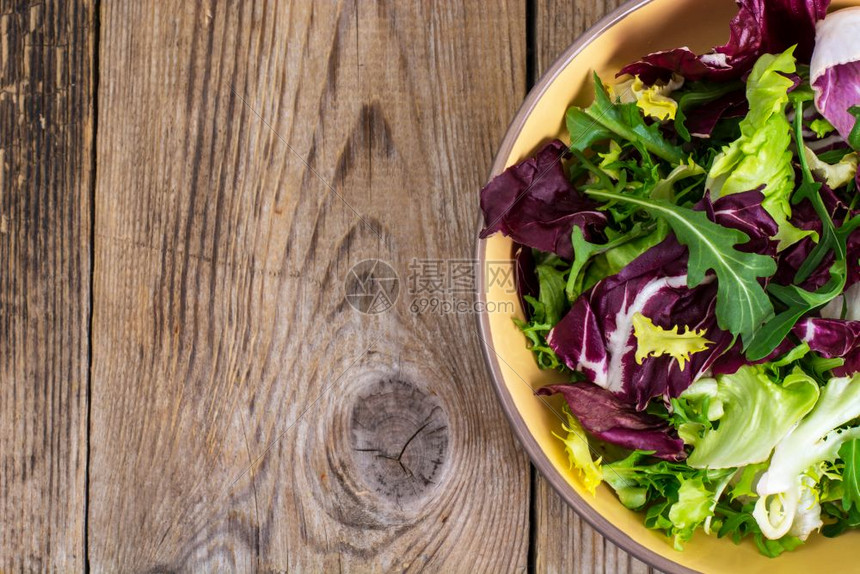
left=350, top=379, right=448, bottom=504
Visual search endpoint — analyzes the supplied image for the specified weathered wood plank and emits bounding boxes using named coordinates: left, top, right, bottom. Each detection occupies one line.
left=532, top=1, right=659, bottom=572
left=89, top=1, right=528, bottom=571
left=534, top=0, right=624, bottom=79
left=0, top=1, right=93, bottom=571
left=535, top=477, right=654, bottom=574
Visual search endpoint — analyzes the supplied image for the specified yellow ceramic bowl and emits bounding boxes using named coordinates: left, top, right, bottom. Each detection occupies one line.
left=476, top=1, right=859, bottom=572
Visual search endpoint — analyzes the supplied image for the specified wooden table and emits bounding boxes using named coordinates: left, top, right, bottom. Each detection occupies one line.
left=2, top=1, right=660, bottom=571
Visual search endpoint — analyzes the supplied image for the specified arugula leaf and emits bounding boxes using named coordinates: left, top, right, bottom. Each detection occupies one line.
left=839, top=439, right=860, bottom=512
left=822, top=500, right=860, bottom=537
left=571, top=148, right=653, bottom=226
left=818, top=148, right=853, bottom=164
left=566, top=107, right=615, bottom=154
left=745, top=317, right=799, bottom=364
left=565, top=224, right=658, bottom=301
left=566, top=227, right=604, bottom=302
left=567, top=74, right=686, bottom=164
left=584, top=189, right=777, bottom=342
left=849, top=105, right=860, bottom=151
left=715, top=501, right=803, bottom=557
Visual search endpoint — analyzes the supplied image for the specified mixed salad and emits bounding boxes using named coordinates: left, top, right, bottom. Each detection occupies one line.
left=479, top=0, right=860, bottom=557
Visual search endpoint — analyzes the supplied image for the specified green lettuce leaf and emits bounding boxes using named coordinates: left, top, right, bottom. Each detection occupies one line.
left=686, top=366, right=819, bottom=469
left=650, top=160, right=705, bottom=201
left=802, top=145, right=859, bottom=189
left=668, top=477, right=715, bottom=550
left=671, top=377, right=722, bottom=447
left=705, top=48, right=810, bottom=249
left=603, top=451, right=684, bottom=511
left=729, top=462, right=769, bottom=500
left=809, top=118, right=835, bottom=138
left=754, top=373, right=860, bottom=540
left=513, top=313, right=561, bottom=370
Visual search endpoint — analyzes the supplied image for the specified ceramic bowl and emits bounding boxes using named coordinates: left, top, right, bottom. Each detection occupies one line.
left=475, top=1, right=858, bottom=572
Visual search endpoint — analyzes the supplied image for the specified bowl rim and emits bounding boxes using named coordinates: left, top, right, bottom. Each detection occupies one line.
left=474, top=1, right=697, bottom=572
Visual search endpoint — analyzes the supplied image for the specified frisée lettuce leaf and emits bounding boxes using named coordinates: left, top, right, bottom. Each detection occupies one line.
left=554, top=408, right=604, bottom=496
left=602, top=451, right=734, bottom=549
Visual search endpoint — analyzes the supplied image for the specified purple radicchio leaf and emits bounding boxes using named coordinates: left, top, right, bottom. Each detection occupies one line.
left=699, top=187, right=780, bottom=255
left=711, top=337, right=794, bottom=376
left=536, top=382, right=686, bottom=461
left=546, top=190, right=775, bottom=410
left=685, top=91, right=749, bottom=139
left=811, top=8, right=860, bottom=140
left=812, top=64, right=860, bottom=141
left=479, top=140, right=607, bottom=260
left=620, top=0, right=829, bottom=85
left=793, top=317, right=860, bottom=376
left=513, top=244, right=539, bottom=320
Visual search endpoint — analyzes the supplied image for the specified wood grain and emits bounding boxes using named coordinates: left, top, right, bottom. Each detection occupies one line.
left=534, top=0, right=624, bottom=79
left=89, top=1, right=528, bottom=571
left=534, top=477, right=655, bottom=574
left=532, top=1, right=660, bottom=572
left=0, top=0, right=93, bottom=571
